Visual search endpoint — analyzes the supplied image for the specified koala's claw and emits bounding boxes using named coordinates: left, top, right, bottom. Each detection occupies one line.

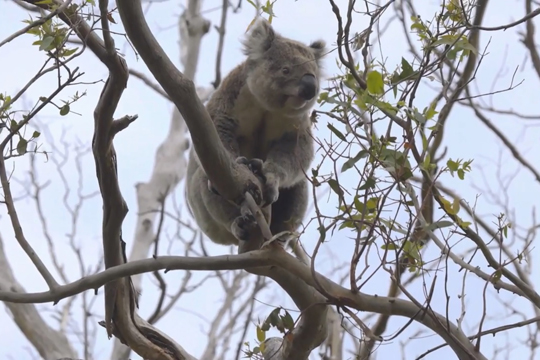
left=246, top=158, right=265, bottom=180
left=261, top=180, right=279, bottom=207
left=235, top=156, right=250, bottom=165
left=231, top=214, right=258, bottom=241
left=207, top=179, right=220, bottom=196
left=245, top=179, right=263, bottom=205
left=237, top=157, right=278, bottom=207
left=236, top=157, right=265, bottom=179
left=234, top=156, right=278, bottom=207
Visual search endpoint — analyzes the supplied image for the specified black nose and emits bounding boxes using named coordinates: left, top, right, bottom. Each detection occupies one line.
left=299, top=74, right=317, bottom=100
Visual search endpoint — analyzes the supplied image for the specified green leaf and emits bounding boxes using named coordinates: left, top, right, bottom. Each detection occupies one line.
left=358, top=176, right=376, bottom=190
left=432, top=34, right=459, bottom=47
left=261, top=321, right=270, bottom=331
left=400, top=58, right=414, bottom=78
left=426, top=220, right=454, bottom=231
left=268, top=308, right=281, bottom=327
left=32, top=131, right=41, bottom=138
left=422, top=153, right=431, bottom=170
left=328, top=179, right=344, bottom=198
left=381, top=243, right=397, bottom=250
left=39, top=35, right=54, bottom=51
left=447, top=159, right=459, bottom=171
left=425, top=102, right=438, bottom=120
left=379, top=218, right=408, bottom=235
left=376, top=100, right=398, bottom=116
left=455, top=38, right=478, bottom=54
left=318, top=91, right=329, bottom=103
left=61, top=47, right=78, bottom=58
left=341, top=150, right=368, bottom=172
left=282, top=311, right=294, bottom=330
left=339, top=220, right=355, bottom=230
left=413, top=108, right=427, bottom=124
left=421, top=130, right=428, bottom=151
left=327, top=124, right=346, bottom=141
left=403, top=240, right=421, bottom=260
left=256, top=326, right=266, bottom=342
left=453, top=197, right=461, bottom=214
left=354, top=96, right=368, bottom=111
left=27, top=27, right=41, bottom=36
left=353, top=196, right=365, bottom=213
left=460, top=221, right=472, bottom=228
left=366, top=197, right=378, bottom=210
left=17, top=138, right=28, bottom=155
left=366, top=70, right=384, bottom=95
left=60, top=104, right=70, bottom=116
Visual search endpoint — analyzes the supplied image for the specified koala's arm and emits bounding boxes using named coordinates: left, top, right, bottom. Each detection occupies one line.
left=204, top=65, right=247, bottom=162
left=213, top=114, right=241, bottom=158
left=263, top=128, right=314, bottom=189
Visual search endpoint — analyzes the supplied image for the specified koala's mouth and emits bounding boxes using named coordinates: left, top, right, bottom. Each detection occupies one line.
left=286, top=96, right=309, bottom=110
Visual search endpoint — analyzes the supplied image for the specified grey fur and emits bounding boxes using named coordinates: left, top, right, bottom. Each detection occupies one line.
left=186, top=19, right=326, bottom=245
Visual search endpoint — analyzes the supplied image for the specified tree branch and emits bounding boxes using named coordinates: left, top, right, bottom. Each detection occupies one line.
left=0, top=233, right=77, bottom=360
left=110, top=2, right=210, bottom=358
left=0, top=247, right=487, bottom=360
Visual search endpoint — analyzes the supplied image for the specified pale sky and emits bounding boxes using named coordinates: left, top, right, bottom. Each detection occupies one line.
left=0, top=0, right=539, bottom=359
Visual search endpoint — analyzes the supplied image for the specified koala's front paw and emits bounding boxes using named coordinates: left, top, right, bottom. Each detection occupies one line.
left=234, top=156, right=264, bottom=205
left=235, top=156, right=251, bottom=166
left=243, top=158, right=265, bottom=180
left=242, top=158, right=279, bottom=207
left=235, top=156, right=278, bottom=207
left=260, top=176, right=279, bottom=207
left=231, top=214, right=258, bottom=241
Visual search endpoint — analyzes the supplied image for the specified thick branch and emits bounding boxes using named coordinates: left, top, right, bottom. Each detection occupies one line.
left=115, top=0, right=243, bottom=204
left=111, top=2, right=210, bottom=358
left=0, top=248, right=486, bottom=359
left=113, top=1, right=330, bottom=358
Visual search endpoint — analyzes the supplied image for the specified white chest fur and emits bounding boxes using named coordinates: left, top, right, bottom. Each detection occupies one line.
left=233, top=87, right=304, bottom=159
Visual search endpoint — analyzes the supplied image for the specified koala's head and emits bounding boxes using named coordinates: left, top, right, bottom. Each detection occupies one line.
left=242, top=19, right=326, bottom=116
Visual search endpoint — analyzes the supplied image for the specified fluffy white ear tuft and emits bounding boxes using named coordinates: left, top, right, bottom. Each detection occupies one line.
left=242, top=18, right=275, bottom=58
left=309, top=40, right=327, bottom=60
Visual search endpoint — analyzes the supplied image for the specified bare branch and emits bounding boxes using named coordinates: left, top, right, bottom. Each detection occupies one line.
left=0, top=233, right=77, bottom=359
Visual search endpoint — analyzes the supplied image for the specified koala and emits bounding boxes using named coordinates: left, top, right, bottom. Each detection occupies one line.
left=186, top=19, right=326, bottom=246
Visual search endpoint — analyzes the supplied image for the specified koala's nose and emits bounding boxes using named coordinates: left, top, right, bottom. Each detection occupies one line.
left=299, top=74, right=317, bottom=100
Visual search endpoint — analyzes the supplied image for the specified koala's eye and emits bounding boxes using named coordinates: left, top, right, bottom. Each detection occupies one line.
left=281, top=67, right=290, bottom=75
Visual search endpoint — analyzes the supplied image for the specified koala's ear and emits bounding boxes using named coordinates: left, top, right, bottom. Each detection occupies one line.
left=309, top=40, right=327, bottom=60
left=242, top=19, right=275, bottom=58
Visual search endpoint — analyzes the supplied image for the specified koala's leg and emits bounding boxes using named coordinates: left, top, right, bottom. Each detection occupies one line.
left=191, top=164, right=268, bottom=244
left=269, top=179, right=309, bottom=235
left=188, top=166, right=240, bottom=245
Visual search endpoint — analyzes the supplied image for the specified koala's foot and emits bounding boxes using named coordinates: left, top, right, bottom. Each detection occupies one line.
left=231, top=213, right=258, bottom=241
left=236, top=157, right=279, bottom=207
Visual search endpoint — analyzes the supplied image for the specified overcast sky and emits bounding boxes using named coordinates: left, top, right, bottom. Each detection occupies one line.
left=1, top=0, right=539, bottom=359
